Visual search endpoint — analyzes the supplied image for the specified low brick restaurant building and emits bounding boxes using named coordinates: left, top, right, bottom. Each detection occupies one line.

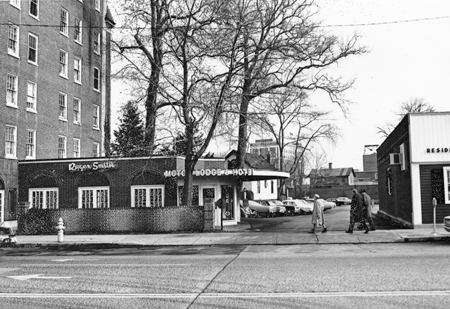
left=377, top=112, right=450, bottom=227
left=17, top=154, right=288, bottom=234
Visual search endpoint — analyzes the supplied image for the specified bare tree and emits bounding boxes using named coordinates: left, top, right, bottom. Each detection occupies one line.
left=377, top=97, right=435, bottom=137
left=254, top=88, right=338, bottom=197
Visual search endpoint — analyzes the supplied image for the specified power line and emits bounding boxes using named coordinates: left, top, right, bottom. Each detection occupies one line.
left=321, top=15, right=449, bottom=27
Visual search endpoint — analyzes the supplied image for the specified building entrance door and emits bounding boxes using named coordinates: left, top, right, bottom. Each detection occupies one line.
left=201, top=186, right=215, bottom=202
left=0, top=190, right=4, bottom=223
left=221, top=185, right=235, bottom=220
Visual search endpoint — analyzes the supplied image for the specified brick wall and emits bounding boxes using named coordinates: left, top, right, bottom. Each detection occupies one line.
left=17, top=205, right=209, bottom=234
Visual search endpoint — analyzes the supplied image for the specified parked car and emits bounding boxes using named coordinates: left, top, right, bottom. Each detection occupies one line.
left=282, top=199, right=313, bottom=215
left=0, top=226, right=17, bottom=244
left=444, top=216, right=450, bottom=232
left=326, top=198, right=337, bottom=203
left=245, top=200, right=276, bottom=216
left=304, top=198, right=335, bottom=210
left=259, top=200, right=287, bottom=216
left=336, top=197, right=352, bottom=206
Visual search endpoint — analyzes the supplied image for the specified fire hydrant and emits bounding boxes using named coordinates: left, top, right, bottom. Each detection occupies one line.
left=55, top=217, right=65, bottom=243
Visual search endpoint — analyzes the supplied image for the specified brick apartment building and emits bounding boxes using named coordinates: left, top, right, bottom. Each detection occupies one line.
left=0, top=0, right=114, bottom=223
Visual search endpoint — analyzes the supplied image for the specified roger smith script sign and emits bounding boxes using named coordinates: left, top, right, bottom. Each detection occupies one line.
left=68, top=161, right=117, bottom=172
left=164, top=168, right=254, bottom=177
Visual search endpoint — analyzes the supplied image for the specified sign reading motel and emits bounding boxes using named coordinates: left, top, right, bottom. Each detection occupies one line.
left=164, top=168, right=254, bottom=177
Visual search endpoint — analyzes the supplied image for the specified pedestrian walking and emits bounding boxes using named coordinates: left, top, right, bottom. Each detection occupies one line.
left=346, top=189, right=370, bottom=233
left=362, top=189, right=376, bottom=231
left=309, top=194, right=327, bottom=233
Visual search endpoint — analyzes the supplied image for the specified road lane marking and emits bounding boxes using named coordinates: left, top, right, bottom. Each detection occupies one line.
left=21, top=264, right=190, bottom=267
left=51, top=259, right=99, bottom=262
left=0, top=268, right=20, bottom=274
left=7, top=274, right=72, bottom=281
left=1, top=291, right=450, bottom=298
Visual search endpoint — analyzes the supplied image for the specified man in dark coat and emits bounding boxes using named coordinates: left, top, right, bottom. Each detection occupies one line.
left=346, top=189, right=370, bottom=233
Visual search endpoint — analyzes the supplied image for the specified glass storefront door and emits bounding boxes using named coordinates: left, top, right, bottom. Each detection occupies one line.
left=221, top=185, right=234, bottom=220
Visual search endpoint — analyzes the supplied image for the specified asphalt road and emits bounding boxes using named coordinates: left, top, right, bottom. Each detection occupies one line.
left=1, top=242, right=450, bottom=308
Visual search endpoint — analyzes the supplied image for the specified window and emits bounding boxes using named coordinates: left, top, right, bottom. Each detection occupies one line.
left=93, top=105, right=99, bottom=129
left=257, top=181, right=261, bottom=194
left=10, top=0, right=21, bottom=9
left=79, top=187, right=109, bottom=209
left=59, top=93, right=67, bottom=120
left=27, top=82, right=37, bottom=111
left=29, top=0, right=39, bottom=18
left=93, top=32, right=100, bottom=54
left=93, top=142, right=100, bottom=157
left=28, top=33, right=38, bottom=64
left=74, top=57, right=82, bottom=83
left=6, top=75, right=18, bottom=107
left=387, top=168, right=393, bottom=196
left=60, top=8, right=68, bottom=36
left=5, top=125, right=17, bottom=158
left=26, top=130, right=36, bottom=159
left=444, top=167, right=450, bottom=204
left=131, top=186, right=164, bottom=208
left=8, top=25, right=19, bottom=57
left=59, top=50, right=68, bottom=77
left=271, top=180, right=274, bottom=194
left=94, top=0, right=100, bottom=11
left=73, top=138, right=80, bottom=158
left=93, top=67, right=100, bottom=91
left=58, top=136, right=66, bottom=158
left=30, top=188, right=59, bottom=209
left=73, top=98, right=81, bottom=124
left=74, top=18, right=82, bottom=43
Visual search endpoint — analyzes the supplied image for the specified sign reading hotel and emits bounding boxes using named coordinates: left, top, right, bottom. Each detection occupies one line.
left=164, top=168, right=254, bottom=177
left=68, top=161, right=117, bottom=172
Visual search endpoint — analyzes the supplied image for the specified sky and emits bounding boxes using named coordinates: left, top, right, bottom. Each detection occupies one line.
left=310, top=0, right=450, bottom=170
left=110, top=0, right=450, bottom=171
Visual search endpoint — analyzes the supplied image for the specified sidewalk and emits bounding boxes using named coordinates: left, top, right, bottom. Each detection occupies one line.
left=9, top=223, right=449, bottom=248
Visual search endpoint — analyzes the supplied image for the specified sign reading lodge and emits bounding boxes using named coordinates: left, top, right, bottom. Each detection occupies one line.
left=164, top=168, right=254, bottom=177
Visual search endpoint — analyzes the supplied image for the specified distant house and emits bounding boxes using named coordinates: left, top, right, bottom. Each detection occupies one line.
left=308, top=166, right=356, bottom=188
left=354, top=171, right=378, bottom=185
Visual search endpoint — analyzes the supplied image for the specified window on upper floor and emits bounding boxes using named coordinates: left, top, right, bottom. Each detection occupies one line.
left=27, top=81, right=37, bottom=112
left=93, top=67, right=100, bottom=91
left=29, top=0, right=39, bottom=18
left=7, top=25, right=20, bottom=57
left=73, top=138, right=80, bottom=158
left=93, top=142, right=100, bottom=157
left=74, top=18, right=82, bottom=44
left=58, top=136, right=66, bottom=158
left=59, top=50, right=68, bottom=78
left=5, top=125, right=17, bottom=159
left=60, top=8, right=68, bottom=36
left=59, top=92, right=67, bottom=120
left=10, top=0, right=21, bottom=9
left=26, top=130, right=36, bottom=159
left=93, top=31, right=100, bottom=54
left=94, top=0, right=100, bottom=11
left=73, top=98, right=81, bottom=125
left=93, top=104, right=100, bottom=129
left=6, top=74, right=18, bottom=107
left=28, top=33, right=38, bottom=65
left=74, top=57, right=82, bottom=84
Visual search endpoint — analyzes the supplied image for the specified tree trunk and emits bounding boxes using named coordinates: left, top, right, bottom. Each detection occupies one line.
left=144, top=69, right=160, bottom=155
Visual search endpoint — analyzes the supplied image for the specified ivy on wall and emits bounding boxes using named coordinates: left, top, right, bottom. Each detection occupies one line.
left=431, top=169, right=444, bottom=204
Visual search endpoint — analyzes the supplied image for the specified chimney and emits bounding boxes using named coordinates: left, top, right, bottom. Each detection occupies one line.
left=329, top=162, right=332, bottom=169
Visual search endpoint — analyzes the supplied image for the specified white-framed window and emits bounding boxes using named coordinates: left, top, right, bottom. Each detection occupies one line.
left=93, top=67, right=100, bottom=91
left=94, top=0, right=100, bottom=11
left=59, top=92, right=67, bottom=120
left=29, top=0, right=39, bottom=18
left=131, top=185, right=164, bottom=208
left=28, top=33, right=38, bottom=65
left=6, top=74, right=18, bottom=107
left=93, top=104, right=99, bottom=129
left=10, top=0, right=21, bottom=9
left=59, top=50, right=68, bottom=78
left=29, top=188, right=59, bottom=209
left=93, top=32, right=100, bottom=54
left=58, top=135, right=66, bottom=158
left=7, top=25, right=20, bottom=57
left=444, top=167, right=450, bottom=204
left=93, top=142, right=100, bottom=157
left=27, top=81, right=37, bottom=111
left=73, top=138, right=80, bottom=158
left=73, top=98, right=81, bottom=124
left=5, top=125, right=17, bottom=158
left=74, top=18, right=82, bottom=44
left=26, top=130, right=36, bottom=159
left=60, top=8, right=68, bottom=36
left=74, top=57, right=82, bottom=84
left=79, top=187, right=109, bottom=209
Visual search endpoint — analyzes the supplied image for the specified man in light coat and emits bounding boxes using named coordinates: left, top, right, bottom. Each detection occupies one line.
left=309, top=194, right=327, bottom=233
left=361, top=189, right=376, bottom=231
